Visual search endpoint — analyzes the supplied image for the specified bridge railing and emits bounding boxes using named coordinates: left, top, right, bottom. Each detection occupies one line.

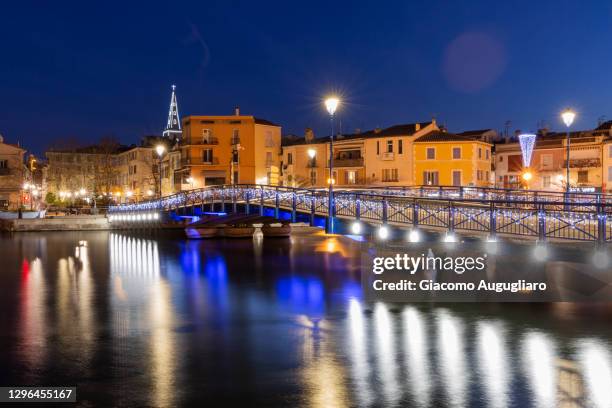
left=109, top=184, right=610, bottom=242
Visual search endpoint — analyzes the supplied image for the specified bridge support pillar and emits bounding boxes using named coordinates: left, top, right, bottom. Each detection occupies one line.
left=412, top=199, right=418, bottom=227
left=260, top=186, right=264, bottom=216
left=489, top=202, right=496, bottom=240
left=597, top=202, right=606, bottom=244
left=355, top=195, right=361, bottom=220
left=221, top=186, right=226, bottom=213
left=382, top=198, right=388, bottom=223
left=232, top=186, right=237, bottom=214
left=274, top=188, right=280, bottom=219
left=448, top=201, right=455, bottom=233
left=246, top=190, right=250, bottom=215
left=291, top=191, right=297, bottom=223
left=310, top=191, right=315, bottom=226
left=538, top=205, right=546, bottom=242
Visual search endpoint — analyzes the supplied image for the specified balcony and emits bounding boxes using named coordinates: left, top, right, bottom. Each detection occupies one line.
left=180, top=137, right=219, bottom=146
left=564, top=158, right=601, bottom=168
left=181, top=157, right=220, bottom=166
left=381, top=152, right=395, bottom=160
left=0, top=168, right=10, bottom=175
left=333, top=158, right=364, bottom=167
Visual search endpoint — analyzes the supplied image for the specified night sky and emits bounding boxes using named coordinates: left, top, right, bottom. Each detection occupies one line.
left=2, top=1, right=612, bottom=155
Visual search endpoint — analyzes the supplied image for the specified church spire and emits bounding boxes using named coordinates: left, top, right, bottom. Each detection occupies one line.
left=163, top=84, right=182, bottom=138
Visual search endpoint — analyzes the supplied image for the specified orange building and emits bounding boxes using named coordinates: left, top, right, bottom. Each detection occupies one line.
left=180, top=109, right=281, bottom=186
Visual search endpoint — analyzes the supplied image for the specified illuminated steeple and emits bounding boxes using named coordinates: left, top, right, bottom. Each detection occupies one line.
left=163, top=84, right=182, bottom=138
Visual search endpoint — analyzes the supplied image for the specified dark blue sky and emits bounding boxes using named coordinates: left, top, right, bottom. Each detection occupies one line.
left=2, top=1, right=611, bottom=154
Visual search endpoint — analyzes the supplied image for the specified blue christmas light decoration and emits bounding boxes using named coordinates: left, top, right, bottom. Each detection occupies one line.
left=518, top=133, right=537, bottom=167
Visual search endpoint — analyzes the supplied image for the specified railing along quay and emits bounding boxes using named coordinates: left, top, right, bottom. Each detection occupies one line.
left=109, top=184, right=611, bottom=243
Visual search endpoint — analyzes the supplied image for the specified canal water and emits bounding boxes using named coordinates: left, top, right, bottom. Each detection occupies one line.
left=0, top=230, right=611, bottom=407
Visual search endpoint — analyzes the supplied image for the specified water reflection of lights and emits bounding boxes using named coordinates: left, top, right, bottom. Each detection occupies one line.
left=577, top=339, right=612, bottom=408
left=110, top=234, right=160, bottom=279
left=477, top=321, right=509, bottom=408
left=149, top=280, right=176, bottom=407
left=402, top=307, right=431, bottom=407
left=19, top=257, right=47, bottom=377
left=592, top=250, right=609, bottom=269
left=347, top=298, right=373, bottom=407
left=407, top=229, right=421, bottom=243
left=522, top=331, right=557, bottom=408
left=436, top=309, right=468, bottom=408
left=533, top=244, right=548, bottom=262
left=374, top=303, right=401, bottom=407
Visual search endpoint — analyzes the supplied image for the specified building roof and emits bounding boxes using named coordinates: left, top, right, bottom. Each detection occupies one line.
left=457, top=129, right=494, bottom=137
left=414, top=130, right=486, bottom=143
left=254, top=117, right=280, bottom=127
left=595, top=120, right=612, bottom=130
left=282, top=121, right=433, bottom=146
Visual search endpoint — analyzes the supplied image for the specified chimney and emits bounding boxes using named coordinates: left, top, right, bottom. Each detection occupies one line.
left=374, top=127, right=382, bottom=134
left=234, top=106, right=240, bottom=116
left=304, top=128, right=315, bottom=143
left=415, top=123, right=421, bottom=131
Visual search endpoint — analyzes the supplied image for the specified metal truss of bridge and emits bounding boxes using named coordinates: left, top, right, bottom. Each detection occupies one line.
left=109, top=185, right=612, bottom=243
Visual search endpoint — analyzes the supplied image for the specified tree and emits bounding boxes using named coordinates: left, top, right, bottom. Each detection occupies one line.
left=45, top=191, right=57, bottom=204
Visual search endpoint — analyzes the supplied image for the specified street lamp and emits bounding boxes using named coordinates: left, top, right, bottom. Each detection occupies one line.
left=307, top=148, right=316, bottom=159
left=156, top=144, right=166, bottom=199
left=561, top=109, right=575, bottom=195
left=324, top=96, right=340, bottom=233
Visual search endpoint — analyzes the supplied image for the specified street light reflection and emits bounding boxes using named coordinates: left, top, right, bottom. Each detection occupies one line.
left=477, top=321, right=509, bottom=408
left=436, top=309, right=468, bottom=407
left=402, top=306, right=431, bottom=408
left=522, top=331, right=557, bottom=408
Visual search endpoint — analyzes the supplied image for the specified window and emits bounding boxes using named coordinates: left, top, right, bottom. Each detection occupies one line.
left=231, top=129, right=240, bottom=144
left=578, top=170, right=589, bottom=183
left=423, top=171, right=439, bottom=186
left=386, top=140, right=393, bottom=153
left=265, top=131, right=274, bottom=147
left=477, top=170, right=482, bottom=180
left=232, top=151, right=239, bottom=164
left=202, top=129, right=212, bottom=142
left=478, top=147, right=482, bottom=159
left=499, top=156, right=504, bottom=162
left=426, top=148, right=435, bottom=160
left=608, top=167, right=612, bottom=182
left=543, top=176, right=551, bottom=188
left=376, top=141, right=380, bottom=155
left=287, top=153, right=293, bottom=165
left=452, top=170, right=461, bottom=186
left=452, top=147, right=461, bottom=159
left=266, top=152, right=273, bottom=166
left=382, top=169, right=399, bottom=182
left=310, top=169, right=317, bottom=185
left=609, top=145, right=612, bottom=158
left=485, top=149, right=490, bottom=160
left=485, top=171, right=489, bottom=182
left=346, top=170, right=357, bottom=184
left=203, top=149, right=213, bottom=163
left=398, top=140, right=403, bottom=154
left=541, top=154, right=553, bottom=170
left=0, top=160, right=7, bottom=168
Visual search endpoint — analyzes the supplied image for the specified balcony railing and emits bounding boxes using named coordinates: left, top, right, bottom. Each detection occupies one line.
left=381, top=152, right=394, bottom=160
left=181, top=157, right=220, bottom=166
left=181, top=137, right=219, bottom=146
left=0, top=168, right=10, bottom=175
left=333, top=158, right=364, bottom=167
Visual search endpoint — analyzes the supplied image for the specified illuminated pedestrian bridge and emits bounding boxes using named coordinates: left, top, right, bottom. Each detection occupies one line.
left=109, top=184, right=612, bottom=243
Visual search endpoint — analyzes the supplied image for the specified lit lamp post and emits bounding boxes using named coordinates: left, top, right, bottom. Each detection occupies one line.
left=186, top=176, right=194, bottom=189
left=561, top=109, right=576, bottom=195
left=156, top=144, right=166, bottom=199
left=324, top=96, right=339, bottom=233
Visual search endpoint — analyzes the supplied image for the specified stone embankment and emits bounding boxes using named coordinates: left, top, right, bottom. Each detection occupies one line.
left=0, top=215, right=110, bottom=232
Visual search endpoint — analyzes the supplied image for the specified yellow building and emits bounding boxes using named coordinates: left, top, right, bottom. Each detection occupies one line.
left=281, top=122, right=438, bottom=187
left=413, top=130, right=493, bottom=187
left=180, top=109, right=281, bottom=186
